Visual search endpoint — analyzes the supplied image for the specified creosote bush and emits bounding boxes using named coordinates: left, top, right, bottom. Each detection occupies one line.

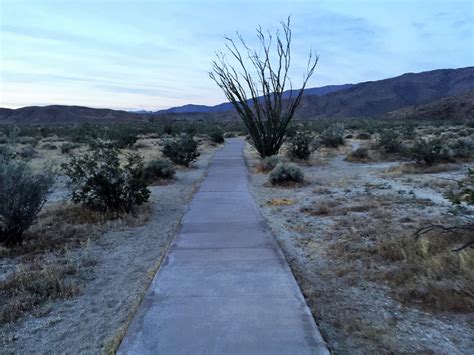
left=410, top=138, right=451, bottom=166
left=269, top=163, right=304, bottom=185
left=0, top=157, right=53, bottom=246
left=62, top=148, right=150, bottom=213
left=209, top=128, right=225, bottom=144
left=142, top=159, right=176, bottom=183
left=378, top=129, right=404, bottom=153
left=288, top=132, right=313, bottom=160
left=320, top=123, right=345, bottom=148
left=162, top=134, right=200, bottom=167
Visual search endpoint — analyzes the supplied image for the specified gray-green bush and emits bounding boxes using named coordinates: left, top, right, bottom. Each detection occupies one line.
left=320, top=124, right=345, bottom=148
left=0, top=157, right=53, bottom=246
left=410, top=138, right=451, bottom=166
left=258, top=155, right=281, bottom=172
left=269, top=163, right=304, bottom=185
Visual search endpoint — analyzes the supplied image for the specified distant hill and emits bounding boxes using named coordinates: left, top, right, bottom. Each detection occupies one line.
left=293, top=67, right=474, bottom=119
left=0, top=105, right=144, bottom=124
left=155, top=84, right=354, bottom=114
left=384, top=91, right=474, bottom=121
left=1, top=67, right=472, bottom=124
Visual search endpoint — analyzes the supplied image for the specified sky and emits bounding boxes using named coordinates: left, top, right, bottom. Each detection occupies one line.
left=0, top=0, right=473, bottom=111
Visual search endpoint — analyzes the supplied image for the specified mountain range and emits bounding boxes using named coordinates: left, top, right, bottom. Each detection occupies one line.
left=0, top=67, right=472, bottom=124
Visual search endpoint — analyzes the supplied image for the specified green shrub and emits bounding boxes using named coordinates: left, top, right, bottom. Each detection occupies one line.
left=0, top=157, right=54, bottom=246
left=269, top=163, right=304, bottom=185
left=209, top=129, right=225, bottom=144
left=446, top=168, right=474, bottom=206
left=40, top=142, right=58, bottom=150
left=0, top=145, right=13, bottom=159
left=142, top=159, right=176, bottom=183
left=320, top=124, right=344, bottom=148
left=106, top=129, right=138, bottom=149
left=61, top=142, right=79, bottom=154
left=162, top=134, right=200, bottom=167
left=258, top=156, right=281, bottom=172
left=378, top=129, right=404, bottom=153
left=288, top=132, right=313, bottom=160
left=17, top=145, right=36, bottom=160
left=356, top=132, right=371, bottom=140
left=450, top=138, right=474, bottom=159
left=62, top=148, right=150, bottom=212
left=410, top=138, right=451, bottom=166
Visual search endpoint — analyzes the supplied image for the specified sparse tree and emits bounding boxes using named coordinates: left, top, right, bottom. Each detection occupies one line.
left=210, top=17, right=318, bottom=157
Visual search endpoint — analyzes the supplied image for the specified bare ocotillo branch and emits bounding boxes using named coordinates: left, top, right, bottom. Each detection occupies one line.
left=210, top=17, right=318, bottom=157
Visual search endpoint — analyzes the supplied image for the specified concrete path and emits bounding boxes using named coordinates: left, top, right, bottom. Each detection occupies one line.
left=118, top=139, right=328, bottom=355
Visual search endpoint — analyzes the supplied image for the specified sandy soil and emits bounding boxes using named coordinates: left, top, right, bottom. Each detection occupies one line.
left=0, top=147, right=218, bottom=354
left=245, top=140, right=474, bottom=354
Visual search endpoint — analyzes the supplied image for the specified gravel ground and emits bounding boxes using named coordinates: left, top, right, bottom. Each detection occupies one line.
left=1, top=148, right=218, bottom=354
left=244, top=141, right=474, bottom=354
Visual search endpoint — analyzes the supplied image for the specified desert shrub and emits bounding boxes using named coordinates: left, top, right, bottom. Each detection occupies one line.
left=401, top=126, right=416, bottom=140
left=378, top=129, right=403, bottom=153
left=19, top=136, right=39, bottom=146
left=106, top=129, right=138, bottom=149
left=40, top=142, right=58, bottom=150
left=346, top=147, right=370, bottom=162
left=0, top=145, right=14, bottom=159
left=410, top=138, right=451, bottom=166
left=162, top=134, right=200, bottom=167
left=258, top=155, right=281, bottom=172
left=62, top=148, right=150, bottom=212
left=17, top=145, right=36, bottom=160
left=446, top=168, right=474, bottom=206
left=269, top=163, right=304, bottom=185
left=61, top=142, right=79, bottom=154
left=450, top=138, right=474, bottom=159
left=142, top=159, right=176, bottom=183
left=209, top=128, right=225, bottom=144
left=356, top=132, right=371, bottom=140
left=223, top=132, right=236, bottom=138
left=288, top=132, right=313, bottom=160
left=320, top=123, right=345, bottom=148
left=0, top=157, right=54, bottom=246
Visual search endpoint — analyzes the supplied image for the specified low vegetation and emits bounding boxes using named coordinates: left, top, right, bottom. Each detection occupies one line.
left=62, top=147, right=150, bottom=213
left=288, top=131, right=314, bottom=160
left=0, top=157, right=54, bottom=246
left=162, top=134, right=200, bottom=166
left=142, top=159, right=176, bottom=183
left=319, top=123, right=345, bottom=148
left=268, top=163, right=304, bottom=185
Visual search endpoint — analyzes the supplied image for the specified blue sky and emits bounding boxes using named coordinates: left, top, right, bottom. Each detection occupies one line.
left=0, top=0, right=472, bottom=110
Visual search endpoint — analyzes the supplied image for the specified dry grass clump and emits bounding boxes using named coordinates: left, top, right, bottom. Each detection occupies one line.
left=2, top=202, right=151, bottom=258
left=377, top=229, right=473, bottom=312
left=267, top=198, right=296, bottom=206
left=385, top=162, right=460, bottom=175
left=0, top=260, right=82, bottom=324
left=301, top=201, right=335, bottom=216
left=329, top=206, right=474, bottom=312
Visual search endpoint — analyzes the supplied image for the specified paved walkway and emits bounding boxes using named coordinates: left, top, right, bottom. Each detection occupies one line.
left=118, top=139, right=328, bottom=355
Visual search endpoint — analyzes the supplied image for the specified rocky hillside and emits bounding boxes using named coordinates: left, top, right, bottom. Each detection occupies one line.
left=384, top=91, right=474, bottom=121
